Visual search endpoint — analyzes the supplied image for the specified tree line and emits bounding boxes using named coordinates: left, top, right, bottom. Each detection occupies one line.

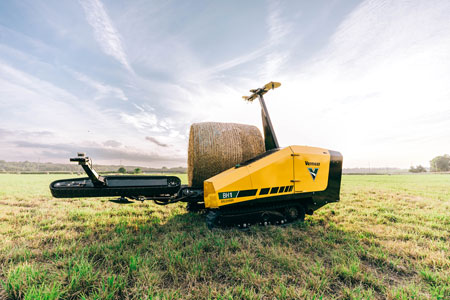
left=0, top=160, right=186, bottom=174
left=409, top=154, right=450, bottom=173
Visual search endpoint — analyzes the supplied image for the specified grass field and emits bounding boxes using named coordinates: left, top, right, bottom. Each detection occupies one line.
left=0, top=174, right=449, bottom=299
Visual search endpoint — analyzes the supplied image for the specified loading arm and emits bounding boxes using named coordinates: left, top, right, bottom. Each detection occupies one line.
left=242, top=81, right=281, bottom=151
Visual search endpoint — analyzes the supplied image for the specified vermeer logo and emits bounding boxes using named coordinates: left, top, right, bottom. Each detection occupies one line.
left=305, top=161, right=320, bottom=166
left=308, top=168, right=319, bottom=181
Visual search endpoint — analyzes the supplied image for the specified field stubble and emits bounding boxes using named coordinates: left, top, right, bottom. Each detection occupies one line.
left=0, top=174, right=449, bottom=299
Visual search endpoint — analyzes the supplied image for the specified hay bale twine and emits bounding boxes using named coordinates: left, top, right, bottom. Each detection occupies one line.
left=188, top=122, right=265, bottom=187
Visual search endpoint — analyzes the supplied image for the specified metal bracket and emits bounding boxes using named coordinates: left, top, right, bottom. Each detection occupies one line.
left=70, top=153, right=106, bottom=187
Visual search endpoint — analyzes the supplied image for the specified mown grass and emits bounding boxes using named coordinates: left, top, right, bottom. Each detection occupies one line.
left=0, top=173, right=449, bottom=299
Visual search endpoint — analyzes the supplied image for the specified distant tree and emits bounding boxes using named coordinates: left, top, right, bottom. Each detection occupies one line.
left=416, top=165, right=426, bottom=173
left=118, top=167, right=127, bottom=174
left=430, top=155, right=450, bottom=172
left=409, top=165, right=426, bottom=173
left=134, top=168, right=142, bottom=174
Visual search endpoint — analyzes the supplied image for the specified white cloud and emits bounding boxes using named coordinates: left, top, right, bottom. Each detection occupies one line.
left=262, top=0, right=291, bottom=78
left=266, top=0, right=290, bottom=47
left=67, top=68, right=128, bottom=101
left=120, top=111, right=161, bottom=132
left=79, top=0, right=133, bottom=72
left=268, top=0, right=450, bottom=168
left=0, top=61, right=78, bottom=104
left=195, top=49, right=265, bottom=80
left=0, top=60, right=186, bottom=166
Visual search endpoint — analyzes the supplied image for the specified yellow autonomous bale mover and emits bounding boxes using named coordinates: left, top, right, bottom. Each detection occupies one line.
left=50, top=82, right=343, bottom=228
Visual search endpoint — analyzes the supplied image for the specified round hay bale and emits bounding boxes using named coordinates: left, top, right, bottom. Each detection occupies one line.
left=188, top=122, right=265, bottom=187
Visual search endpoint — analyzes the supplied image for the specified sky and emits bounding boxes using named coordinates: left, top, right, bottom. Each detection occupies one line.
left=0, top=0, right=449, bottom=168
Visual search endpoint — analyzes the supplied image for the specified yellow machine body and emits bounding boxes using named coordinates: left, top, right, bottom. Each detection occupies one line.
left=204, top=145, right=339, bottom=210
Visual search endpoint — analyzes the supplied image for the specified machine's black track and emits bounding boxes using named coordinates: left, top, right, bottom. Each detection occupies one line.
left=206, top=200, right=305, bottom=229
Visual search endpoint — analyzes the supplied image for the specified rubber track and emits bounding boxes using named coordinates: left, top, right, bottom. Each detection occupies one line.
left=207, top=199, right=305, bottom=229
